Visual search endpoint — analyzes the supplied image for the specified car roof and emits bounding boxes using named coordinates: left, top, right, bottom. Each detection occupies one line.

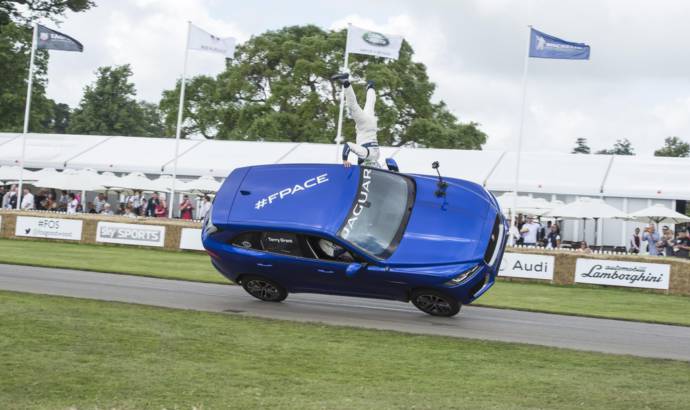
left=224, top=164, right=360, bottom=235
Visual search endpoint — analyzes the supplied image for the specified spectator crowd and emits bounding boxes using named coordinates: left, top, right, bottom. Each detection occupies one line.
left=509, top=213, right=690, bottom=260
left=1, top=185, right=213, bottom=221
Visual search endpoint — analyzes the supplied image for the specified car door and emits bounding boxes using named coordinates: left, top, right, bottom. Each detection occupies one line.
left=226, top=231, right=314, bottom=290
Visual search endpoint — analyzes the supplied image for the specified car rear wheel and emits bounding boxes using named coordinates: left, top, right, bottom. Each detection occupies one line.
left=241, top=276, right=287, bottom=302
left=411, top=290, right=460, bottom=317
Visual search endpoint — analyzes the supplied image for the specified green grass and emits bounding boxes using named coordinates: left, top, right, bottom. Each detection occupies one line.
left=0, top=238, right=226, bottom=284
left=1, top=291, right=689, bottom=410
left=478, top=281, right=690, bottom=326
left=2, top=238, right=690, bottom=326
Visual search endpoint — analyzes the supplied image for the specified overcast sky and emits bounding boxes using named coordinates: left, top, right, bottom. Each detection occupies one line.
left=42, top=0, right=690, bottom=156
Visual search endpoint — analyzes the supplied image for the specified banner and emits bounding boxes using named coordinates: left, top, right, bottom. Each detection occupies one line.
left=188, top=23, right=236, bottom=58
left=498, top=252, right=554, bottom=280
left=96, top=222, right=166, bottom=247
left=575, top=258, right=670, bottom=290
left=37, top=24, right=83, bottom=52
left=14, top=216, right=83, bottom=241
left=346, top=25, right=403, bottom=59
left=529, top=28, right=590, bottom=60
left=180, top=228, right=204, bottom=251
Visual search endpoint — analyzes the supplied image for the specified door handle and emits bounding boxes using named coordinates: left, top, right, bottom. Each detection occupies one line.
left=317, top=269, right=335, bottom=274
left=256, top=263, right=273, bottom=267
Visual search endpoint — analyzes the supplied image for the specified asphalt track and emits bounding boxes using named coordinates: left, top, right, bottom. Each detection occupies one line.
left=1, top=263, right=690, bottom=361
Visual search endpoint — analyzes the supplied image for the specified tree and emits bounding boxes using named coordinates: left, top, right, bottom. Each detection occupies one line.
left=596, top=138, right=635, bottom=155
left=572, top=137, right=591, bottom=154
left=68, top=64, right=161, bottom=137
left=0, top=0, right=93, bottom=26
left=0, top=21, right=54, bottom=132
left=159, top=25, right=487, bottom=149
left=654, top=136, right=689, bottom=158
left=139, top=101, right=166, bottom=138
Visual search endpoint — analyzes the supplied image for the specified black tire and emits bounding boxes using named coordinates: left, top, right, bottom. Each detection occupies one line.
left=241, top=275, right=288, bottom=302
left=411, top=289, right=460, bottom=317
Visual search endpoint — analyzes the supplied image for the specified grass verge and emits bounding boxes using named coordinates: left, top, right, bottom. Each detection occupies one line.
left=1, top=238, right=690, bottom=326
left=1, top=290, right=689, bottom=409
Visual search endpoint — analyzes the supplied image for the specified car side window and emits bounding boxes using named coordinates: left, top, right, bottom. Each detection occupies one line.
left=259, top=232, right=303, bottom=257
left=304, top=235, right=358, bottom=264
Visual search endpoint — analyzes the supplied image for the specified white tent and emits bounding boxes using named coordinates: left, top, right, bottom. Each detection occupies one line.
left=496, top=192, right=554, bottom=216
left=0, top=166, right=36, bottom=182
left=184, top=175, right=221, bottom=193
left=150, top=174, right=189, bottom=193
left=109, top=172, right=161, bottom=192
left=34, top=168, right=105, bottom=191
left=545, top=197, right=629, bottom=245
left=97, top=171, right=125, bottom=189
left=629, top=204, right=690, bottom=225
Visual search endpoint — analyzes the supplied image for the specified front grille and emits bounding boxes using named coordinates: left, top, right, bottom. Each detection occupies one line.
left=483, top=215, right=501, bottom=264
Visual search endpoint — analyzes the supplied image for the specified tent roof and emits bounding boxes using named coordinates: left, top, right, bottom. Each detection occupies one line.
left=2, top=132, right=689, bottom=200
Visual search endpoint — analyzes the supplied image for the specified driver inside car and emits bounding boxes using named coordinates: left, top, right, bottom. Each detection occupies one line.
left=317, top=238, right=354, bottom=262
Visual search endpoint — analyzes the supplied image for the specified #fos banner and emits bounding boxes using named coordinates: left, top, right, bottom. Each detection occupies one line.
left=96, top=222, right=166, bottom=247
left=14, top=216, right=83, bottom=241
left=498, top=252, right=554, bottom=280
left=575, top=258, right=670, bottom=290
left=179, top=228, right=204, bottom=251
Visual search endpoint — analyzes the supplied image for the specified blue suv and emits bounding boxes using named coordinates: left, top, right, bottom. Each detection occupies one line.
left=202, top=163, right=507, bottom=317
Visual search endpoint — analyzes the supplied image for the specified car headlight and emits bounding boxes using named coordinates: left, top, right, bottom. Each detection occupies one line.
left=444, top=265, right=481, bottom=286
left=203, top=205, right=218, bottom=235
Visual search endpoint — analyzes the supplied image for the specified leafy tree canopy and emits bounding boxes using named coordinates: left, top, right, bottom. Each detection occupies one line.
left=654, top=136, right=689, bottom=158
left=572, top=137, right=591, bottom=154
left=160, top=25, right=487, bottom=149
left=68, top=64, right=164, bottom=137
left=596, top=138, right=635, bottom=155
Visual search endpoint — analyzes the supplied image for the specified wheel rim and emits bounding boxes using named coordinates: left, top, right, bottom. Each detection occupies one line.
left=245, top=279, right=281, bottom=300
left=415, top=294, right=452, bottom=315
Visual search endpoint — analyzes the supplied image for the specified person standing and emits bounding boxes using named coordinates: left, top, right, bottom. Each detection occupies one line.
left=545, top=224, right=561, bottom=249
left=145, top=192, right=159, bottom=217
left=642, top=224, right=661, bottom=256
left=674, top=230, right=690, bottom=259
left=198, top=195, right=212, bottom=220
left=154, top=198, right=167, bottom=218
left=179, top=195, right=194, bottom=220
left=520, top=216, right=541, bottom=246
left=331, top=73, right=381, bottom=168
left=66, top=193, right=79, bottom=215
left=20, top=188, right=35, bottom=210
left=629, top=227, right=641, bottom=254
left=93, top=193, right=107, bottom=213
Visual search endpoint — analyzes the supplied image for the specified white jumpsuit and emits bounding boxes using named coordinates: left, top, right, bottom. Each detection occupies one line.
left=342, top=85, right=381, bottom=167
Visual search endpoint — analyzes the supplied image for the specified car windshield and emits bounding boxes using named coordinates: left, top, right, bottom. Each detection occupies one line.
left=337, top=168, right=415, bottom=259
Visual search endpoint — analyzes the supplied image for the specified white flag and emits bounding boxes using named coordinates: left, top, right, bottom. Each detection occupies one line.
left=188, top=23, right=236, bottom=58
left=346, top=25, right=403, bottom=60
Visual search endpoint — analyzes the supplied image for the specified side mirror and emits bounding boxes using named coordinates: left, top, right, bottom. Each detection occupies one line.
left=385, top=158, right=399, bottom=172
left=346, top=262, right=365, bottom=278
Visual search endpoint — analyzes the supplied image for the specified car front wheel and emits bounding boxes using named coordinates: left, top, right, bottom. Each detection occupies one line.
left=241, top=275, right=288, bottom=302
left=411, top=289, right=460, bottom=317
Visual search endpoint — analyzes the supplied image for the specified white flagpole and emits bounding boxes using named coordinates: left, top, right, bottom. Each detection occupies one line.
left=334, top=23, right=351, bottom=163
left=169, top=21, right=191, bottom=218
left=17, top=23, right=38, bottom=210
left=510, top=25, right=532, bottom=242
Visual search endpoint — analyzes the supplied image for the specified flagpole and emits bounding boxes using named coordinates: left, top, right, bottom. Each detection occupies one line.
left=17, top=23, right=38, bottom=210
left=510, top=25, right=532, bottom=242
left=334, top=23, right=351, bottom=163
left=169, top=21, right=191, bottom=218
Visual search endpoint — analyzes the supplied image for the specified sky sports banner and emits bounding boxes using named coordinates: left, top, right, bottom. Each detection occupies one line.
left=179, top=228, right=204, bottom=251
left=188, top=23, right=236, bottom=58
left=346, top=25, right=403, bottom=60
left=498, top=252, right=554, bottom=280
left=529, top=28, right=590, bottom=60
left=96, top=222, right=166, bottom=247
left=37, top=24, right=83, bottom=52
left=575, top=258, right=670, bottom=290
left=14, top=216, right=83, bottom=241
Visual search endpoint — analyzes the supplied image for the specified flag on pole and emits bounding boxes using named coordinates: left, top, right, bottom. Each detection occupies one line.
left=188, top=23, right=236, bottom=58
left=529, top=28, right=590, bottom=60
left=346, top=25, right=403, bottom=60
left=37, top=24, right=83, bottom=52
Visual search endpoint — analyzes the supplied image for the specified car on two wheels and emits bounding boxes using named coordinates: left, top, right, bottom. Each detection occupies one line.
left=202, top=163, right=507, bottom=317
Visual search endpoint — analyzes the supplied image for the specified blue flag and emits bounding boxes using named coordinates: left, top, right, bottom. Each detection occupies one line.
left=529, top=28, right=589, bottom=60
